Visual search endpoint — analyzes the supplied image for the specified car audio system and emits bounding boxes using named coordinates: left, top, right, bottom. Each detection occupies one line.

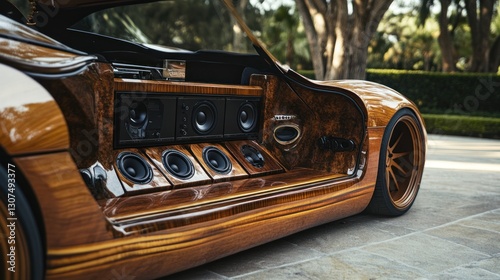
left=115, top=93, right=261, bottom=148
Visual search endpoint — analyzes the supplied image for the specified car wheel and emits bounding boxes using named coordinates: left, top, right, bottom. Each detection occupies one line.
left=366, top=109, right=426, bottom=216
left=1, top=165, right=44, bottom=280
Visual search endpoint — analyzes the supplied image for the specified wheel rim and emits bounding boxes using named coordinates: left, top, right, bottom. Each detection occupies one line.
left=385, top=115, right=424, bottom=210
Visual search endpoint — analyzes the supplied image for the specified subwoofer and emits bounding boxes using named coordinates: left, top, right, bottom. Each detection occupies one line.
left=116, top=152, right=153, bottom=184
left=202, top=146, right=232, bottom=174
left=162, top=149, right=195, bottom=179
left=224, top=98, right=260, bottom=138
left=176, top=97, right=225, bottom=141
left=115, top=93, right=176, bottom=147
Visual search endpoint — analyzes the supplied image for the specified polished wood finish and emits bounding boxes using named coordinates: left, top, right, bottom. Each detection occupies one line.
left=0, top=64, right=69, bottom=155
left=314, top=79, right=421, bottom=127
left=0, top=38, right=95, bottom=74
left=251, top=74, right=363, bottom=174
left=189, top=143, right=248, bottom=182
left=115, top=78, right=263, bottom=96
left=101, top=168, right=346, bottom=224
left=26, top=127, right=383, bottom=279
left=37, top=62, right=115, bottom=169
left=143, top=145, right=212, bottom=188
left=47, top=184, right=373, bottom=279
left=14, top=153, right=113, bottom=248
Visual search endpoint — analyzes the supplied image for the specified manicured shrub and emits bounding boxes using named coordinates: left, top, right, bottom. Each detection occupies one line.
left=423, top=114, right=500, bottom=139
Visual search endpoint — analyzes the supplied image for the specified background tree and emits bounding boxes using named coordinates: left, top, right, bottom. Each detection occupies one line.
left=295, top=0, right=393, bottom=80
left=371, top=11, right=440, bottom=71
left=419, top=0, right=498, bottom=73
left=464, top=0, right=496, bottom=72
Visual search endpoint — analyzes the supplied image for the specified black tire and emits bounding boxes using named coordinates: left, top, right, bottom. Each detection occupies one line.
left=366, top=109, right=426, bottom=216
left=1, top=165, right=44, bottom=280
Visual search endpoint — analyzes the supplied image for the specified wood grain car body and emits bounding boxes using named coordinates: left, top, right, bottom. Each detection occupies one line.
left=0, top=2, right=426, bottom=279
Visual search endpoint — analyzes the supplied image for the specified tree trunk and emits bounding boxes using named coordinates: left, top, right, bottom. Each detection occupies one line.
left=231, top=0, right=249, bottom=52
left=295, top=0, right=330, bottom=80
left=489, top=36, right=500, bottom=73
left=464, top=0, right=495, bottom=72
left=350, top=0, right=392, bottom=79
left=296, top=0, right=392, bottom=80
left=437, top=0, right=457, bottom=72
left=328, top=1, right=349, bottom=80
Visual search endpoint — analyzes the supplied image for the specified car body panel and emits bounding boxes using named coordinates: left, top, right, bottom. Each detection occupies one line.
left=0, top=63, right=69, bottom=155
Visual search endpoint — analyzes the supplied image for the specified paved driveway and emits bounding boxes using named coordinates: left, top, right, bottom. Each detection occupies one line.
left=168, top=135, right=500, bottom=279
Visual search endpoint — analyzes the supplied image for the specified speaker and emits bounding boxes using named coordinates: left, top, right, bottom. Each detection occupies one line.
left=116, top=152, right=153, bottom=184
left=176, top=97, right=225, bottom=141
left=241, top=145, right=265, bottom=168
left=224, top=98, right=260, bottom=138
left=115, top=93, right=176, bottom=147
left=162, top=149, right=195, bottom=179
left=202, top=146, right=232, bottom=174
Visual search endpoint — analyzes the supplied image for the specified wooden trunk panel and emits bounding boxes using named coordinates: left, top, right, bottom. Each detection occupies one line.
left=250, top=75, right=364, bottom=174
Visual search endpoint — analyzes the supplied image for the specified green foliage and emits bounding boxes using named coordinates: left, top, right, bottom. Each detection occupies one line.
left=261, top=5, right=311, bottom=70
left=366, top=69, right=500, bottom=117
left=423, top=114, right=500, bottom=139
left=369, top=11, right=442, bottom=71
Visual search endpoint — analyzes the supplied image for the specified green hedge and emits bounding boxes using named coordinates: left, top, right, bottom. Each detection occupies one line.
left=423, top=114, right=500, bottom=139
left=366, top=69, right=500, bottom=117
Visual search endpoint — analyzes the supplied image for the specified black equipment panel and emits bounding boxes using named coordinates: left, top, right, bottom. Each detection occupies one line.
left=114, top=92, right=261, bottom=148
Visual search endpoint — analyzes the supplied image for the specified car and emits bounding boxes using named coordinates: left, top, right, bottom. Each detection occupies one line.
left=0, top=0, right=426, bottom=279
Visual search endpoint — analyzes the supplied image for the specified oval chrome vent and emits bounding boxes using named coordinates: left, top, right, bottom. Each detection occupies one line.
left=273, top=124, right=301, bottom=145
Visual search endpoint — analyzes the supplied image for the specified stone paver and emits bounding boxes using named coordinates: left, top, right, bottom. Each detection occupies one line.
left=167, top=135, right=500, bottom=279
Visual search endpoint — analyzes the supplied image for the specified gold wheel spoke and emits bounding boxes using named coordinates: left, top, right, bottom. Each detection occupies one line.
left=387, top=167, right=400, bottom=192
left=391, top=151, right=410, bottom=160
left=391, top=160, right=407, bottom=174
left=389, top=133, right=403, bottom=151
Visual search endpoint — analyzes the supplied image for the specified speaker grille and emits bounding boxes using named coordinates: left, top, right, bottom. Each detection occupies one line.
left=162, top=149, right=195, bottom=179
left=116, top=152, right=153, bottom=184
left=203, top=146, right=232, bottom=174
